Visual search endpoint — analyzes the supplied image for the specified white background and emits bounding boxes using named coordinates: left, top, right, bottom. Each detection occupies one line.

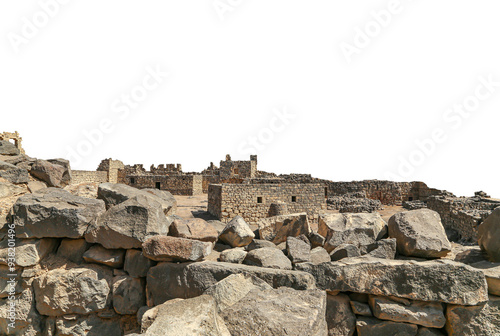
left=1, top=0, right=499, bottom=197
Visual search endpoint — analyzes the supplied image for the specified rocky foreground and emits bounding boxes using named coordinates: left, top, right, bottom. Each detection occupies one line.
left=1, top=142, right=500, bottom=335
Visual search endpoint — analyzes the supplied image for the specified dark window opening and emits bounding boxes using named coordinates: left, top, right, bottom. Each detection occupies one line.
left=408, top=197, right=413, bottom=201
left=130, top=177, right=135, bottom=184
left=156, top=182, right=161, bottom=189
left=234, top=168, right=239, bottom=174
left=292, top=196, right=297, bottom=202
left=257, top=197, right=263, bottom=204
left=325, top=187, right=328, bottom=198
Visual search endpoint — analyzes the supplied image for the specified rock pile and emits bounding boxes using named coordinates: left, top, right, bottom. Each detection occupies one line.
left=327, top=192, right=382, bottom=213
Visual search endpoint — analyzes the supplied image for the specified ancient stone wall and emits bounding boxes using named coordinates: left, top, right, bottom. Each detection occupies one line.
left=97, top=158, right=125, bottom=184
left=0, top=131, right=25, bottom=154
left=127, top=174, right=203, bottom=196
left=208, top=183, right=327, bottom=224
left=71, top=170, right=109, bottom=184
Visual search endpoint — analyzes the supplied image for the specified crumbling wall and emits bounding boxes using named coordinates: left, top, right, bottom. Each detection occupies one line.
left=128, top=174, right=202, bottom=196
left=97, top=158, right=125, bottom=184
left=0, top=131, right=25, bottom=154
left=71, top=170, right=108, bottom=184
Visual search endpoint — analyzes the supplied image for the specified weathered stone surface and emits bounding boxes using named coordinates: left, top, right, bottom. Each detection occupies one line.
left=356, top=317, right=418, bottom=336
left=29, top=159, right=66, bottom=187
left=0, top=161, right=30, bottom=184
left=57, top=238, right=90, bottom=264
left=330, top=244, right=360, bottom=261
left=207, top=220, right=226, bottom=235
left=142, top=235, right=212, bottom=262
left=33, top=267, right=110, bottom=316
left=0, top=288, right=43, bottom=336
left=446, top=296, right=500, bottom=335
left=363, top=238, right=397, bottom=259
left=124, top=249, right=155, bottom=278
left=0, top=140, right=20, bottom=155
left=52, top=314, right=122, bottom=336
left=138, top=305, right=160, bottom=333
left=245, top=239, right=277, bottom=251
left=325, top=293, right=356, bottom=336
left=471, top=260, right=500, bottom=296
left=296, top=257, right=488, bottom=305
left=219, top=247, right=247, bottom=264
left=83, top=245, right=125, bottom=268
left=310, top=247, right=330, bottom=264
left=350, top=300, right=372, bottom=316
left=388, top=209, right=451, bottom=258
left=287, top=236, right=311, bottom=264
left=478, top=207, right=500, bottom=262
left=308, top=231, right=326, bottom=248
left=221, top=287, right=327, bottom=336
left=258, top=213, right=311, bottom=244
left=169, top=217, right=218, bottom=242
left=146, top=261, right=316, bottom=305
left=244, top=247, right=292, bottom=270
left=204, top=274, right=272, bottom=312
left=26, top=180, right=46, bottom=193
left=12, top=188, right=106, bottom=239
left=142, top=188, right=177, bottom=216
left=0, top=179, right=25, bottom=198
left=417, top=328, right=445, bottom=336
left=0, top=238, right=57, bottom=267
left=319, top=213, right=387, bottom=253
left=85, top=194, right=171, bottom=249
left=219, top=215, right=255, bottom=247
left=112, top=275, right=145, bottom=315
left=145, top=295, right=230, bottom=336
left=0, top=265, right=22, bottom=299
left=369, top=296, right=445, bottom=328
left=47, top=158, right=72, bottom=187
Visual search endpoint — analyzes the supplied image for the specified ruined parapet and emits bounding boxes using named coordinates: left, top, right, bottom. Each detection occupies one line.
left=96, top=158, right=125, bottom=183
left=0, top=131, right=25, bottom=154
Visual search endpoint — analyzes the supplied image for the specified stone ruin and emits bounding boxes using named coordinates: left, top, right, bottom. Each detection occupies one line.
left=1, top=131, right=500, bottom=335
left=0, top=131, right=25, bottom=155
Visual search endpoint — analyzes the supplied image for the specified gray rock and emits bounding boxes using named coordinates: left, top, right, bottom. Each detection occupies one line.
left=12, top=188, right=106, bottom=239
left=207, top=220, right=226, bottom=235
left=478, top=207, right=500, bottom=262
left=219, top=215, right=255, bottom=247
left=29, top=159, right=66, bottom=187
left=169, top=217, right=218, bottom=243
left=112, top=275, right=145, bottom=315
left=0, top=287, right=43, bottom=336
left=0, top=265, right=23, bottom=298
left=124, top=249, right=155, bottom=278
left=296, top=257, right=488, bottom=305
left=350, top=300, right=372, bottom=316
left=326, top=293, right=356, bottom=336
left=221, top=287, right=327, bottom=336
left=319, top=213, right=387, bottom=253
left=308, top=231, right=326, bottom=248
left=220, top=248, right=247, bottom=264
left=363, top=238, right=397, bottom=259
left=142, top=188, right=177, bottom=216
left=83, top=245, right=125, bottom=268
left=146, top=261, right=316, bottom=305
left=417, top=327, right=445, bottom=335
left=85, top=194, right=171, bottom=249
left=388, top=209, right=451, bottom=258
left=330, top=244, right=361, bottom=261
left=446, top=295, right=500, bottom=335
left=142, top=235, right=212, bottom=262
left=0, top=140, right=20, bottom=155
left=57, top=238, right=90, bottom=264
left=287, top=236, right=311, bottom=264
left=244, top=247, right=292, bottom=270
left=138, top=305, right=160, bottom=333
left=245, top=239, right=278, bottom=251
left=47, top=158, right=72, bottom=187
left=356, top=316, right=418, bottom=336
left=0, top=179, right=25, bottom=198
left=310, top=247, right=331, bottom=264
left=26, top=180, right=46, bottom=193
left=52, top=314, right=122, bottom=336
left=0, top=161, right=29, bottom=184
left=258, top=213, right=311, bottom=244
left=0, top=238, right=58, bottom=267
left=471, top=260, right=500, bottom=296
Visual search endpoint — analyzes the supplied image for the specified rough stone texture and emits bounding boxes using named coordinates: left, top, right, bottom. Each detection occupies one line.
left=146, top=261, right=316, bottom=305
left=287, top=236, right=311, bottom=264
left=47, top=158, right=72, bottom=187
left=12, top=188, right=106, bottom=239
left=244, top=247, right=292, bottom=270
left=417, top=327, right=445, bottom=336
left=142, top=235, right=212, bottom=262
left=124, top=249, right=155, bottom=278
left=258, top=213, right=311, bottom=244
left=50, top=314, right=122, bottom=336
left=83, top=245, right=125, bottom=268
left=219, top=215, right=255, bottom=247
left=169, top=217, right=218, bottom=243
left=478, top=207, right=500, bottom=262
left=446, top=295, right=500, bottom=335
left=33, top=267, right=110, bottom=316
left=0, top=140, right=20, bottom=155
left=139, top=305, right=160, bottom=333
left=0, top=265, right=23, bottom=298
left=318, top=213, right=387, bottom=253
left=144, top=295, right=231, bottom=336
left=204, top=274, right=272, bottom=312
left=219, top=248, right=247, bottom=264
left=0, top=161, right=29, bottom=184
left=29, top=159, right=66, bottom=187
left=57, top=238, right=90, bottom=264
left=0, top=238, right=58, bottom=267
left=363, top=238, right=397, bottom=259
left=350, top=301, right=372, bottom=316
left=0, top=288, right=43, bottom=336
left=245, top=239, right=277, bottom=251
left=112, top=275, right=145, bottom=315
left=310, top=247, right=331, bottom=264
left=296, top=257, right=488, bottom=305
left=221, top=288, right=327, bottom=336
left=325, top=293, right=356, bottom=336
left=330, top=244, right=360, bottom=261
left=356, top=316, right=418, bottom=336
left=0, top=179, right=25, bottom=198
left=85, top=194, right=171, bottom=249
left=142, top=188, right=177, bottom=216
left=388, top=209, right=451, bottom=258
left=308, top=231, right=326, bottom=248
left=471, top=260, right=500, bottom=296
left=369, top=295, right=446, bottom=328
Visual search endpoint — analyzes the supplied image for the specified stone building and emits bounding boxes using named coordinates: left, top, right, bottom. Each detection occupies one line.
left=72, top=158, right=125, bottom=184
left=0, top=131, right=25, bottom=154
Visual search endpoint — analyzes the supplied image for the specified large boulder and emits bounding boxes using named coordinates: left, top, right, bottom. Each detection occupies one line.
left=219, top=248, right=247, bottom=264
left=478, top=207, right=500, bottom=262
left=124, top=249, right=155, bottom=278
left=325, top=293, right=356, bottom=336
left=0, top=238, right=58, bottom=267
left=258, top=213, right=311, bottom=244
left=142, top=188, right=177, bottom=216
left=286, top=236, right=311, bottom=264
left=318, top=213, right=387, bottom=253
left=388, top=209, right=451, bottom=258
left=219, top=216, right=254, bottom=247
left=0, top=161, right=29, bottom=184
left=112, top=275, right=145, bottom=315
left=49, top=314, right=121, bottom=336
left=47, top=158, right=72, bottom=187
left=146, top=261, right=316, bottom=305
left=471, top=260, right=500, bottom=296
left=144, top=295, right=230, bottom=336
left=0, top=140, right=20, bottom=155
left=169, top=218, right=218, bottom=243
left=85, top=194, right=171, bottom=249
left=29, top=159, right=66, bottom=187
left=11, top=188, right=106, bottom=238
left=296, top=257, right=488, bottom=305
left=243, top=247, right=292, bottom=270
left=142, top=235, right=212, bottom=262
left=220, top=287, right=327, bottom=336
left=446, top=295, right=500, bottom=335
left=33, top=267, right=111, bottom=316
